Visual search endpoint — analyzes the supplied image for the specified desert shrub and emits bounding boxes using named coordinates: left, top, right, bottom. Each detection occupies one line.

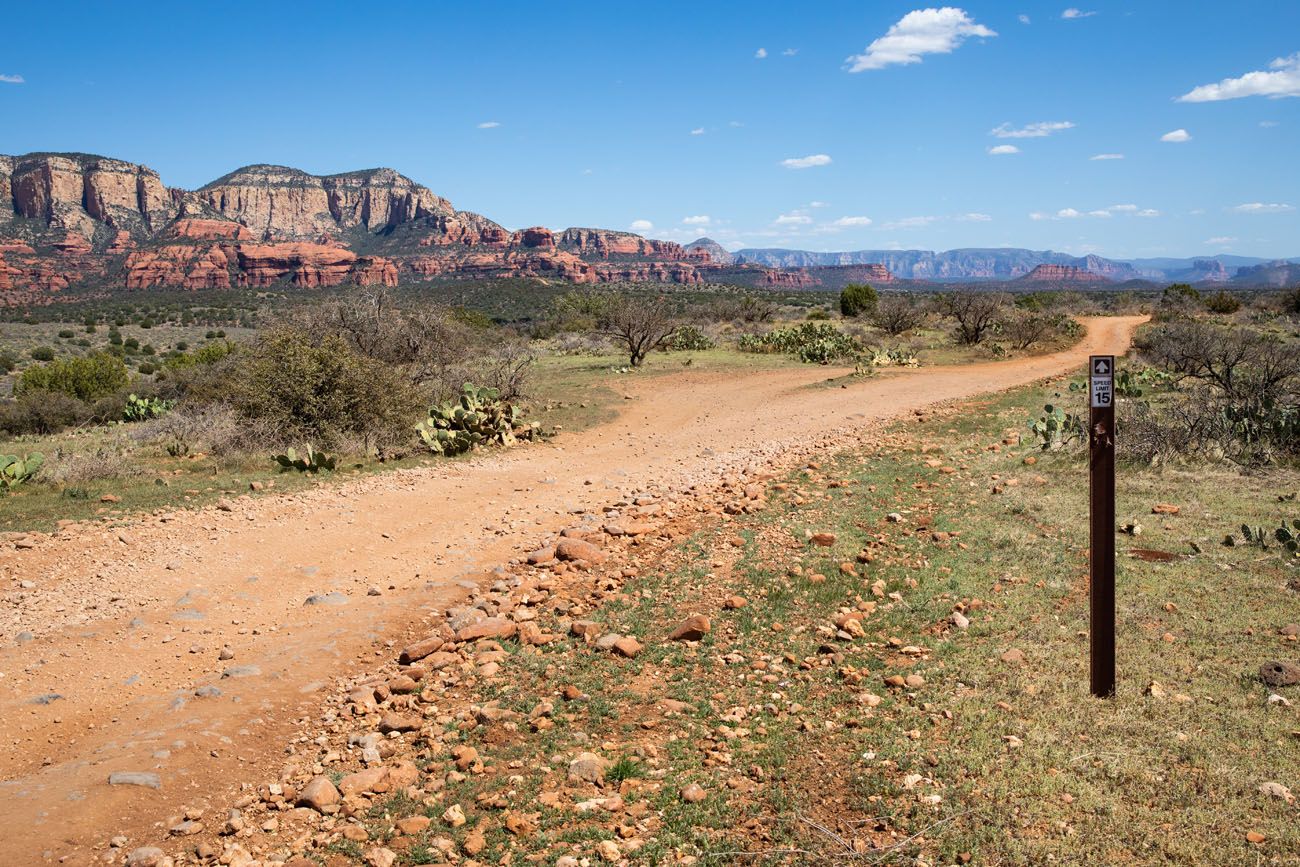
left=1204, top=290, right=1242, bottom=314
left=701, top=295, right=776, bottom=324
left=667, top=325, right=715, bottom=351
left=1128, top=321, right=1300, bottom=464
left=138, top=403, right=276, bottom=458
left=162, top=339, right=236, bottom=372
left=29, top=346, right=56, bottom=361
left=1137, top=321, right=1300, bottom=408
left=0, top=349, right=17, bottom=372
left=839, top=283, right=879, bottom=318
left=16, top=352, right=129, bottom=401
left=939, top=291, right=1009, bottom=345
left=0, top=391, right=91, bottom=435
left=230, top=328, right=423, bottom=451
left=57, top=329, right=75, bottom=339
left=1158, top=283, right=1202, bottom=319
left=870, top=295, right=926, bottom=336
left=294, top=291, right=535, bottom=403
left=1280, top=287, right=1300, bottom=318
left=738, top=322, right=861, bottom=364
left=1000, top=311, right=1082, bottom=350
left=547, top=333, right=613, bottom=356
left=41, top=445, right=135, bottom=487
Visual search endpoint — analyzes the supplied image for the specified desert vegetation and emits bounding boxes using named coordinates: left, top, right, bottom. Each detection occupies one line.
left=0, top=280, right=1179, bottom=530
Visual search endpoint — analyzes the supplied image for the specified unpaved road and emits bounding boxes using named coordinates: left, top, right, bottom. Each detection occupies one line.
left=0, top=316, right=1143, bottom=863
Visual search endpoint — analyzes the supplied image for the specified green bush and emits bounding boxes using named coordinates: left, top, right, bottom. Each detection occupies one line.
left=0, top=349, right=16, bottom=372
left=29, top=346, right=56, bottom=361
left=1205, top=290, right=1241, bottom=314
left=57, top=329, right=75, bottom=339
left=0, top=391, right=91, bottom=435
left=231, top=329, right=422, bottom=450
left=839, top=283, right=879, bottom=318
left=17, top=352, right=129, bottom=401
left=163, top=340, right=236, bottom=370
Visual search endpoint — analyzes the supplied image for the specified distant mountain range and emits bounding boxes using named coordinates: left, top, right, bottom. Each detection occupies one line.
left=1, top=151, right=1296, bottom=307
left=693, top=241, right=1300, bottom=285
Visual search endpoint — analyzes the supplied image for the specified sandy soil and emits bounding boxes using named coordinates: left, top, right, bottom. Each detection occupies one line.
left=0, top=316, right=1143, bottom=863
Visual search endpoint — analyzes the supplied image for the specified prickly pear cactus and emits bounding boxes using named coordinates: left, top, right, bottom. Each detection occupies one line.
left=417, top=383, right=535, bottom=456
left=1, top=453, right=44, bottom=491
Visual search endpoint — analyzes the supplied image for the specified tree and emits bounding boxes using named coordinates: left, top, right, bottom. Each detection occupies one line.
left=871, top=295, right=926, bottom=335
left=839, top=283, right=879, bottom=318
left=596, top=294, right=680, bottom=367
left=939, top=291, right=1008, bottom=345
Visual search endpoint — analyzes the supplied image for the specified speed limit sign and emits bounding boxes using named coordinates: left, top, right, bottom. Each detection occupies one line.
left=1090, top=356, right=1114, bottom=408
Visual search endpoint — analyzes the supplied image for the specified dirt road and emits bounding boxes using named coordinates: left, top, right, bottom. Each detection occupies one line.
left=0, top=316, right=1143, bottom=862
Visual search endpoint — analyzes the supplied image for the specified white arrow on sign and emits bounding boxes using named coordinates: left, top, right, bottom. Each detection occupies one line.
left=1094, top=359, right=1110, bottom=376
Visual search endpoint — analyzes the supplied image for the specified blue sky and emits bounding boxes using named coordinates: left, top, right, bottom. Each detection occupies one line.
left=2, top=1, right=1297, bottom=258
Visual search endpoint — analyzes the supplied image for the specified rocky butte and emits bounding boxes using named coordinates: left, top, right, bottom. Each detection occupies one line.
left=0, top=152, right=818, bottom=304
left=1016, top=263, right=1108, bottom=284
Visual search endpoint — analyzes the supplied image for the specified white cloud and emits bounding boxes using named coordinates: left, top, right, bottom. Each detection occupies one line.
left=755, top=48, right=768, bottom=59
left=682, top=215, right=712, bottom=225
left=0, top=74, right=23, bottom=84
left=729, top=120, right=744, bottom=127
left=883, top=215, right=938, bottom=229
left=1029, top=212, right=1049, bottom=221
left=690, top=127, right=705, bottom=136
left=1160, top=128, right=1191, bottom=142
left=1090, top=153, right=1124, bottom=160
left=781, top=154, right=832, bottom=169
left=1110, top=204, right=1139, bottom=212
left=1018, top=14, right=1031, bottom=24
left=832, top=216, right=874, bottom=227
left=1206, top=236, right=1237, bottom=245
left=1062, top=8, right=1096, bottom=19
left=476, top=121, right=500, bottom=129
left=782, top=48, right=798, bottom=56
left=991, top=120, right=1075, bottom=138
left=845, top=7, right=995, bottom=72
left=958, top=213, right=992, bottom=222
left=1136, top=209, right=1161, bottom=218
left=774, top=213, right=813, bottom=226
left=1260, top=120, right=1279, bottom=128
left=988, top=144, right=1020, bottom=155
left=629, top=219, right=654, bottom=232
left=808, top=201, right=829, bottom=208
left=1177, top=53, right=1300, bottom=102
left=1057, top=208, right=1082, bottom=218
left=1232, top=202, right=1295, bottom=214
left=1088, top=210, right=1113, bottom=218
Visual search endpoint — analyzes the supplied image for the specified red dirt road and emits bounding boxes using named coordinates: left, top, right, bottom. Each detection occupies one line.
left=0, top=316, right=1144, bottom=863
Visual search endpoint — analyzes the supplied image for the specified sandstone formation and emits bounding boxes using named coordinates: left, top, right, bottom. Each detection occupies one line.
left=1016, top=263, right=1108, bottom=284
left=4, top=152, right=822, bottom=303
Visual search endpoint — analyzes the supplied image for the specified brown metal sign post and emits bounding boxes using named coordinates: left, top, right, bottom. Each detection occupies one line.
left=1089, top=355, right=1116, bottom=698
